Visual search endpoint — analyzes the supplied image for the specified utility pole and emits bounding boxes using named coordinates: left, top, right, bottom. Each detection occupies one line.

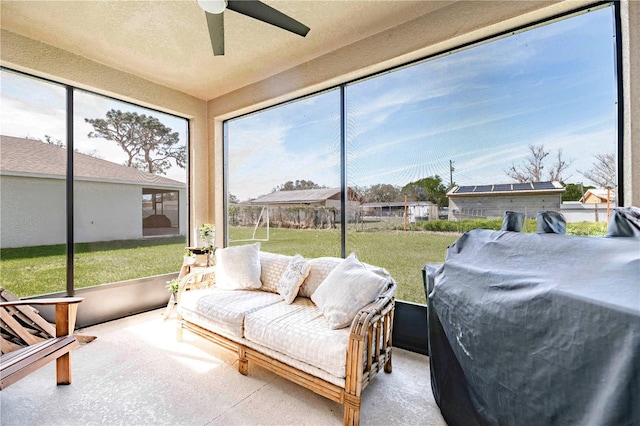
left=403, top=194, right=408, bottom=231
left=449, top=160, right=455, bottom=188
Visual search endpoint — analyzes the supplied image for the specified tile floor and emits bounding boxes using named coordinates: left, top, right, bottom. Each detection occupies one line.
left=1, top=309, right=446, bottom=426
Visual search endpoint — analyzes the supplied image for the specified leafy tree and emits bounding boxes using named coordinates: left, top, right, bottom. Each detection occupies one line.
left=363, top=184, right=402, bottom=202
left=506, top=144, right=571, bottom=183
left=579, top=152, right=616, bottom=189
left=85, top=109, right=185, bottom=175
left=562, top=182, right=593, bottom=201
left=273, top=180, right=326, bottom=192
left=228, top=193, right=240, bottom=204
left=402, top=175, right=448, bottom=207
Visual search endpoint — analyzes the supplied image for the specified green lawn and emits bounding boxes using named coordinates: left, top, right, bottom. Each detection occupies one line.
left=0, top=237, right=185, bottom=298
left=1, top=220, right=605, bottom=303
left=230, top=227, right=459, bottom=302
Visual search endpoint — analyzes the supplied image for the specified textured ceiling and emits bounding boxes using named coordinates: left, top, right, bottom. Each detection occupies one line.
left=0, top=0, right=454, bottom=100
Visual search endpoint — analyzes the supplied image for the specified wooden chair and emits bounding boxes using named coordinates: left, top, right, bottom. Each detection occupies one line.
left=0, top=297, right=83, bottom=390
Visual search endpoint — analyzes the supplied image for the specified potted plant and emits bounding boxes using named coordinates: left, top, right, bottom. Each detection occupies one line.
left=166, top=278, right=181, bottom=298
left=197, top=223, right=216, bottom=249
left=183, top=249, right=196, bottom=265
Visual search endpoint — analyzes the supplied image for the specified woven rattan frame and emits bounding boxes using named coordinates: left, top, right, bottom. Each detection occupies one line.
left=177, top=272, right=396, bottom=426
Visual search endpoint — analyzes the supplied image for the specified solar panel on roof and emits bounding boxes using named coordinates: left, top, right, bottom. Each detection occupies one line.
left=533, top=182, right=555, bottom=189
left=474, top=185, right=492, bottom=192
left=456, top=186, right=475, bottom=193
left=493, top=184, right=511, bottom=191
left=513, top=183, right=533, bottom=191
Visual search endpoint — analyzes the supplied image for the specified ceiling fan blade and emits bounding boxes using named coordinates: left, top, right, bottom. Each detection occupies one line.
left=226, top=0, right=310, bottom=37
left=205, top=11, right=225, bottom=56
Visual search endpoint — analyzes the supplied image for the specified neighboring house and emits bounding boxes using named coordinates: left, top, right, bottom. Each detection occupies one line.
left=249, top=187, right=361, bottom=209
left=0, top=135, right=186, bottom=248
left=360, top=201, right=440, bottom=222
left=241, top=188, right=361, bottom=226
left=580, top=188, right=617, bottom=204
left=560, top=189, right=617, bottom=223
left=447, top=181, right=565, bottom=220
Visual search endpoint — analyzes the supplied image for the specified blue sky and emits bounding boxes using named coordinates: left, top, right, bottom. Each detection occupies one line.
left=0, top=72, right=189, bottom=183
left=227, top=6, right=617, bottom=201
left=1, top=6, right=616, bottom=199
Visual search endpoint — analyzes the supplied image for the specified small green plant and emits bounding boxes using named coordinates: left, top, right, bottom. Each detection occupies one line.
left=198, top=223, right=216, bottom=248
left=166, top=278, right=181, bottom=293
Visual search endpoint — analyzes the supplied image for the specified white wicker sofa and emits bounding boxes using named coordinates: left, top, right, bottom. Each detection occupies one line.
left=176, top=243, right=396, bottom=426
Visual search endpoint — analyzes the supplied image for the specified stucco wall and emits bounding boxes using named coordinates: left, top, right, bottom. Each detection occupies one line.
left=0, top=175, right=66, bottom=247
left=1, top=175, right=187, bottom=248
left=621, top=0, right=639, bottom=207
left=74, top=181, right=142, bottom=243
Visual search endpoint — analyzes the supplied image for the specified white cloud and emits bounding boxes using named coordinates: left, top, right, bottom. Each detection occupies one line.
left=228, top=120, right=340, bottom=201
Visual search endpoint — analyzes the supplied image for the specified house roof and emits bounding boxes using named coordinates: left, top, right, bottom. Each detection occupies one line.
left=448, top=181, right=565, bottom=197
left=249, top=188, right=351, bottom=205
left=0, top=135, right=185, bottom=188
left=362, top=201, right=434, bottom=208
left=581, top=188, right=617, bottom=202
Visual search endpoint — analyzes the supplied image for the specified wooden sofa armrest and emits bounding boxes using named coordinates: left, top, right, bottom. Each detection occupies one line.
left=344, top=280, right=396, bottom=422
left=0, top=297, right=83, bottom=389
left=176, top=266, right=216, bottom=302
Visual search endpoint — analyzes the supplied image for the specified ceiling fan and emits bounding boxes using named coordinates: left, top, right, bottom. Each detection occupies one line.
left=197, top=0, right=310, bottom=56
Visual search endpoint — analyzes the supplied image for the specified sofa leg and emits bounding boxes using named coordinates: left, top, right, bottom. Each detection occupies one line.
left=176, top=318, right=183, bottom=342
left=384, top=352, right=392, bottom=373
left=343, top=394, right=361, bottom=426
left=238, top=347, right=248, bottom=375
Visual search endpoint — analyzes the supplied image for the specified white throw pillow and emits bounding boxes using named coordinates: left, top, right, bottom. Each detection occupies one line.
left=260, top=252, right=294, bottom=293
left=298, top=257, right=343, bottom=298
left=277, top=254, right=311, bottom=304
left=311, top=253, right=389, bottom=329
left=215, top=243, right=262, bottom=290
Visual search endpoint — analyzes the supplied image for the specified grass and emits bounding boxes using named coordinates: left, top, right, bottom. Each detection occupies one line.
left=230, top=226, right=459, bottom=303
left=1, top=219, right=607, bottom=303
left=1, top=236, right=185, bottom=298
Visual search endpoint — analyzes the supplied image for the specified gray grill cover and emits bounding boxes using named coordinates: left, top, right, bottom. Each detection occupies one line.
left=428, top=228, right=640, bottom=425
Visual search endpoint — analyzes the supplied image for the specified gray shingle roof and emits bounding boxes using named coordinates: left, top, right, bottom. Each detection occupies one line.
left=1, top=135, right=185, bottom=188
left=250, top=188, right=342, bottom=204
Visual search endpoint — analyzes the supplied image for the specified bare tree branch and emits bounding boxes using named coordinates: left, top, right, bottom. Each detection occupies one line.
left=578, top=153, right=616, bottom=188
left=548, top=149, right=572, bottom=181
left=505, top=144, right=571, bottom=183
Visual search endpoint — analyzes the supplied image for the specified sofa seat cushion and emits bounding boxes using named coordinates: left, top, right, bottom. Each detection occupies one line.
left=178, top=288, right=282, bottom=338
left=244, top=298, right=350, bottom=378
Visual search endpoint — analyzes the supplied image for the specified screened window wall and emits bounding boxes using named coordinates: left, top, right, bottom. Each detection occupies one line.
left=0, top=70, right=189, bottom=298
left=225, top=89, right=342, bottom=257
left=227, top=5, right=618, bottom=304
left=0, top=72, right=67, bottom=296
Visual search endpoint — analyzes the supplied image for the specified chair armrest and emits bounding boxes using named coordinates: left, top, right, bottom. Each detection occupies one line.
left=176, top=266, right=216, bottom=302
left=0, top=297, right=83, bottom=338
left=0, top=297, right=83, bottom=308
